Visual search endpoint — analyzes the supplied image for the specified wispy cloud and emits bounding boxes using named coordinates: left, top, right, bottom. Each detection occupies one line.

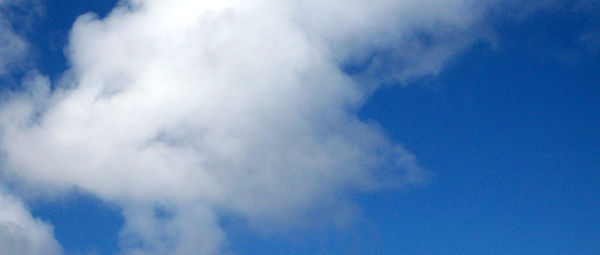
left=0, top=1, right=28, bottom=76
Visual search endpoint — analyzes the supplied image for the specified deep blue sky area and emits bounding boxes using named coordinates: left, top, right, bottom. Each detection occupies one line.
left=30, top=0, right=118, bottom=79
left=32, top=194, right=123, bottom=255
left=355, top=5, right=600, bottom=255
left=7, top=1, right=600, bottom=255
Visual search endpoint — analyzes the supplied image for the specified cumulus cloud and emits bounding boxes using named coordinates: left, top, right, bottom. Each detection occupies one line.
left=0, top=191, right=62, bottom=255
left=0, top=0, right=535, bottom=254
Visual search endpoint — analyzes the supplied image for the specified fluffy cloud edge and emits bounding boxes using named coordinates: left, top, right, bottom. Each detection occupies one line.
left=0, top=191, right=63, bottom=255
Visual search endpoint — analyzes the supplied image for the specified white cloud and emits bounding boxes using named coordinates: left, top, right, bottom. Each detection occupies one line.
left=0, top=0, right=540, bottom=254
left=0, top=191, right=62, bottom=255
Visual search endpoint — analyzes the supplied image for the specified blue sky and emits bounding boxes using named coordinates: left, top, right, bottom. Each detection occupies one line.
left=0, top=1, right=598, bottom=255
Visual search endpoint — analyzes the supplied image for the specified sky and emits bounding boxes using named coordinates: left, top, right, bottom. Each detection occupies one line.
left=0, top=0, right=598, bottom=255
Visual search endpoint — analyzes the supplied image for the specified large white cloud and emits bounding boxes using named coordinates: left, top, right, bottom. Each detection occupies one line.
left=0, top=0, right=538, bottom=254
